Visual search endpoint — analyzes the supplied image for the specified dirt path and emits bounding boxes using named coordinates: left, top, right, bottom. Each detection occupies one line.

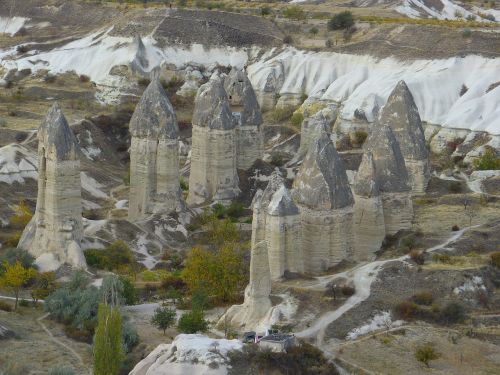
left=35, top=313, right=92, bottom=375
left=296, top=225, right=479, bottom=347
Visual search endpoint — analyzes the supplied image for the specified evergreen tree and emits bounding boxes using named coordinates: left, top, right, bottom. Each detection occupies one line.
left=93, top=303, right=124, bottom=375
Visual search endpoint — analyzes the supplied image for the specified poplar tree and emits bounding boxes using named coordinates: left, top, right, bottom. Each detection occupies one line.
left=93, top=303, right=124, bottom=375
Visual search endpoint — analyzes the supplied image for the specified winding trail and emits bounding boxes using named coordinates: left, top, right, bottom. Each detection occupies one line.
left=296, top=225, right=478, bottom=346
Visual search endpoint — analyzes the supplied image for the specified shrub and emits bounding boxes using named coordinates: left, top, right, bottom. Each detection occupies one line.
left=341, top=285, right=355, bottom=296
left=180, top=178, right=189, bottom=191
left=394, top=301, right=419, bottom=320
left=271, top=106, right=295, bottom=123
left=328, top=11, right=354, bottom=30
left=290, top=112, right=304, bottom=128
left=48, top=366, right=75, bottom=375
left=283, top=6, right=306, bottom=21
left=4, top=232, right=21, bottom=247
left=120, top=276, right=138, bottom=305
left=0, top=117, right=7, bottom=127
left=473, top=147, right=500, bottom=170
left=176, top=0, right=187, bottom=7
left=283, top=35, right=293, bottom=44
left=151, top=304, right=177, bottom=334
left=439, top=302, right=467, bottom=325
left=491, top=252, right=500, bottom=268
left=178, top=310, right=208, bottom=333
left=409, top=250, right=425, bottom=265
left=0, top=300, right=13, bottom=312
left=415, top=344, right=440, bottom=368
left=9, top=200, right=32, bottom=229
left=261, top=7, right=271, bottom=16
left=309, top=27, right=319, bottom=35
left=412, top=291, right=433, bottom=306
left=84, top=241, right=134, bottom=271
left=0, top=248, right=36, bottom=274
left=448, top=181, right=463, bottom=194
left=325, top=39, right=333, bottom=48
left=137, top=77, right=151, bottom=87
left=79, top=74, right=90, bottom=83
left=352, top=130, right=368, bottom=147
left=462, top=28, right=472, bottom=38
left=16, top=45, right=29, bottom=54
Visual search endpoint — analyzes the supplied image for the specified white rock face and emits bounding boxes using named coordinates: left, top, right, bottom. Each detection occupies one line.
left=18, top=104, right=86, bottom=270
left=188, top=77, right=240, bottom=205
left=0, top=143, right=38, bottom=184
left=296, top=110, right=331, bottom=161
left=129, top=334, right=242, bottom=375
left=129, top=79, right=184, bottom=220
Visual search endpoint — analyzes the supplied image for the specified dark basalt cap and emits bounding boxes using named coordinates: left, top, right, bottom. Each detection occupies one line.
left=363, top=124, right=410, bottom=193
left=38, top=103, right=80, bottom=160
left=192, top=76, right=234, bottom=130
left=378, top=80, right=427, bottom=160
left=353, top=151, right=379, bottom=197
left=129, top=78, right=178, bottom=139
left=293, top=132, right=354, bottom=210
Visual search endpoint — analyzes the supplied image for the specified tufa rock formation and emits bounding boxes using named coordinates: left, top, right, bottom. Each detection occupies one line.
left=266, top=184, right=303, bottom=279
left=224, top=68, right=263, bottom=170
left=18, top=103, right=86, bottom=270
left=129, top=78, right=184, bottom=221
left=378, top=80, right=430, bottom=193
left=297, top=109, right=332, bottom=161
left=188, top=75, right=240, bottom=205
left=362, top=124, right=413, bottom=236
left=352, top=152, right=385, bottom=261
left=221, top=241, right=272, bottom=330
left=293, top=131, right=354, bottom=273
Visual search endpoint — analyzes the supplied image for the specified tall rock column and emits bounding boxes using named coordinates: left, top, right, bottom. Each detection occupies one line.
left=18, top=103, right=86, bottom=270
left=364, top=125, right=413, bottom=235
left=129, top=78, right=183, bottom=221
left=265, top=184, right=302, bottom=280
left=352, top=152, right=385, bottom=261
left=378, top=80, right=430, bottom=193
left=293, top=131, right=354, bottom=274
left=188, top=76, right=240, bottom=205
left=224, top=68, right=263, bottom=170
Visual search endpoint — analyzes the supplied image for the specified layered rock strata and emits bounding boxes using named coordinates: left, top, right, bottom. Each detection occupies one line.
left=363, top=125, right=413, bottom=235
left=129, top=78, right=183, bottom=221
left=187, top=76, right=240, bottom=205
left=378, top=80, right=430, bottom=193
left=18, top=104, right=86, bottom=270
left=224, top=68, right=263, bottom=170
left=293, top=131, right=354, bottom=274
left=352, top=152, right=385, bottom=261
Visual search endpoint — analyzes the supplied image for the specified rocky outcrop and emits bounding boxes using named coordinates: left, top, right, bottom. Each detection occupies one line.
left=266, top=184, right=302, bottom=280
left=296, top=109, right=332, bottom=161
left=224, top=68, right=263, bottom=170
left=129, top=78, right=184, bottom=221
left=378, top=81, right=430, bottom=193
left=18, top=103, right=86, bottom=270
left=363, top=124, right=413, bottom=235
left=222, top=241, right=272, bottom=330
left=188, top=76, right=240, bottom=205
left=352, top=152, right=385, bottom=261
left=293, top=131, right=354, bottom=273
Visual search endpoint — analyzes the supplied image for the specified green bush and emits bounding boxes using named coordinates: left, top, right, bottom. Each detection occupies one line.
left=415, top=344, right=440, bottom=368
left=309, top=27, right=319, bottom=35
left=291, top=112, right=304, bottom=128
left=283, top=6, right=306, bottom=21
left=473, top=147, right=500, bottom=170
left=261, top=7, right=271, bottom=16
left=271, top=106, right=295, bottom=123
left=491, top=252, right=500, bottom=268
left=439, top=302, right=467, bottom=325
left=394, top=301, right=420, bottom=320
left=0, top=248, right=36, bottom=275
left=352, top=130, right=368, bottom=147
left=328, top=11, right=354, bottom=30
left=176, top=0, right=187, bottom=8
left=151, top=304, right=176, bottom=334
left=120, top=276, right=138, bottom=305
left=84, top=241, right=134, bottom=271
left=178, top=310, right=208, bottom=333
left=462, top=28, right=472, bottom=38
left=412, top=291, right=433, bottom=306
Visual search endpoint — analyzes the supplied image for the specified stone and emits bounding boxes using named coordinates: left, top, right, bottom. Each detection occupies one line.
left=224, top=68, right=263, bottom=170
left=296, top=109, right=332, bottom=161
left=266, top=185, right=302, bottom=279
left=188, top=76, right=240, bottom=205
left=378, top=81, right=430, bottom=193
left=352, top=152, right=385, bottom=261
left=293, top=131, right=354, bottom=273
left=128, top=78, right=184, bottom=221
left=18, top=103, right=86, bottom=270
left=221, top=241, right=272, bottom=330
left=363, top=124, right=413, bottom=235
